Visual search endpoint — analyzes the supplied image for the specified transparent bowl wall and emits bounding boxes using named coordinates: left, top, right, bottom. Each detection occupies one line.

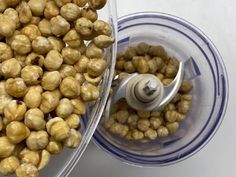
left=92, top=12, right=229, bottom=166
left=0, top=1, right=117, bottom=177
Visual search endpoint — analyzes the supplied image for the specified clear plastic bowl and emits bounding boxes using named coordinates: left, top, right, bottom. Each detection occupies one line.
left=92, top=12, right=229, bottom=166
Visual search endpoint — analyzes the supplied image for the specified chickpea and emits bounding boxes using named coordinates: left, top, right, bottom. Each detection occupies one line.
left=48, top=36, right=65, bottom=52
left=180, top=80, right=193, bottom=93
left=124, top=47, right=137, bottom=59
left=28, top=0, right=46, bottom=17
left=16, top=1, right=32, bottom=24
left=63, top=29, right=82, bottom=48
left=3, top=8, right=20, bottom=29
left=41, top=71, right=61, bottom=91
left=137, top=119, right=150, bottom=132
left=54, top=0, right=72, bottom=7
left=87, top=58, right=107, bottom=77
left=93, top=35, right=114, bottom=49
left=127, top=114, right=138, bottom=129
left=162, top=78, right=173, bottom=86
left=21, top=25, right=41, bottom=41
left=157, top=126, right=169, bottom=137
left=38, top=150, right=51, bottom=170
left=65, top=114, right=80, bottom=129
left=0, top=43, right=13, bottom=62
left=5, top=78, right=27, bottom=98
left=46, top=139, right=63, bottom=154
left=26, top=131, right=49, bottom=150
left=110, top=122, right=129, bottom=137
left=73, top=0, right=88, bottom=7
left=177, top=100, right=191, bottom=114
left=24, top=85, right=43, bottom=108
left=44, top=50, right=63, bottom=71
left=19, top=148, right=40, bottom=166
left=71, top=99, right=86, bottom=115
left=81, top=7, right=97, bottom=22
left=74, top=55, right=89, bottom=73
left=0, top=156, right=20, bottom=175
left=64, top=129, right=81, bottom=148
left=150, top=117, right=162, bottom=129
left=0, top=58, right=21, bottom=78
left=0, top=0, right=7, bottom=13
left=56, top=98, right=73, bottom=118
left=0, top=137, right=15, bottom=158
left=75, top=73, right=85, bottom=85
left=75, top=17, right=93, bottom=36
left=4, top=100, right=26, bottom=123
left=137, top=57, right=149, bottom=73
left=15, top=163, right=39, bottom=177
left=29, top=16, right=41, bottom=25
left=80, top=83, right=99, bottom=102
left=60, top=3, right=81, bottom=21
left=131, top=129, right=144, bottom=140
left=32, top=36, right=52, bottom=55
left=0, top=14, right=16, bottom=37
left=38, top=19, right=52, bottom=36
left=144, top=128, right=157, bottom=140
left=44, top=1, right=60, bottom=19
left=62, top=47, right=81, bottom=64
left=25, top=53, right=44, bottom=67
left=59, top=64, right=76, bottom=78
left=6, top=121, right=30, bottom=144
left=11, top=34, right=31, bottom=55
left=40, top=90, right=60, bottom=114
left=148, top=45, right=168, bottom=60
left=21, top=65, right=43, bottom=85
left=50, top=15, right=70, bottom=36
left=24, top=108, right=46, bottom=131
left=88, top=0, right=107, bottom=10
left=166, top=122, right=179, bottom=133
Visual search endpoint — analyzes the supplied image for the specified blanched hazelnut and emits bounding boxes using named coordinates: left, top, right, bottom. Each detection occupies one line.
left=93, top=35, right=114, bottom=48
left=124, top=47, right=136, bottom=59
left=87, top=58, right=107, bottom=77
left=180, top=80, right=193, bottom=93
left=166, top=122, right=179, bottom=133
left=48, top=36, right=65, bottom=52
left=75, top=17, right=93, bottom=37
left=86, top=43, right=103, bottom=58
left=4, top=100, right=26, bottom=123
left=71, top=99, right=86, bottom=115
left=0, top=42, right=13, bottom=62
left=65, top=114, right=80, bottom=129
left=32, top=36, right=53, bottom=55
left=60, top=77, right=80, bottom=98
left=81, top=7, right=97, bottom=22
left=3, top=8, right=20, bottom=29
left=42, top=71, right=61, bottom=91
left=88, top=0, right=107, bottom=10
left=6, top=0, right=21, bottom=7
left=24, top=108, right=45, bottom=131
left=5, top=78, right=27, bottom=97
left=84, top=73, right=101, bottom=85
left=24, top=86, right=42, bottom=108
left=0, top=116, right=3, bottom=131
left=93, top=20, right=112, bottom=36
left=131, top=129, right=144, bottom=140
left=137, top=57, right=149, bottom=74
left=6, top=121, right=30, bottom=144
left=21, top=25, right=41, bottom=41
left=110, top=122, right=129, bottom=137
left=0, top=156, right=20, bottom=175
left=56, top=98, right=73, bottom=118
left=16, top=1, right=32, bottom=24
left=116, top=110, right=129, bottom=124
left=0, top=81, right=9, bottom=96
left=64, top=129, right=81, bottom=148
left=0, top=58, right=21, bottom=78
left=148, top=59, right=158, bottom=74
left=135, top=42, right=149, bottom=55
left=28, top=0, right=46, bottom=16
left=77, top=40, right=87, bottom=54
left=44, top=50, right=63, bottom=71
left=81, top=83, right=99, bottom=102
left=0, top=136, right=15, bottom=158
left=177, top=100, right=191, bottom=114
left=44, top=1, right=60, bottom=19
left=162, top=78, right=173, bottom=86
left=15, top=163, right=39, bottom=177
left=148, top=45, right=168, bottom=60
left=26, top=131, right=49, bottom=150
left=157, top=126, right=169, bottom=137
left=29, top=16, right=41, bottom=25
left=73, top=0, right=88, bottom=7
left=127, top=114, right=138, bottom=129
left=38, top=19, right=52, bottom=36
left=62, top=47, right=81, bottom=64
left=124, top=61, right=136, bottom=73
left=19, top=148, right=40, bottom=166
left=46, top=139, right=63, bottom=154
left=115, top=60, right=125, bottom=70
left=0, top=14, right=16, bottom=37
left=11, top=34, right=31, bottom=55
left=50, top=15, right=70, bottom=36
left=25, top=53, right=44, bottom=67
left=54, top=0, right=72, bottom=7
left=59, top=64, right=76, bottom=78
left=144, top=128, right=157, bottom=140
left=0, top=95, right=12, bottom=115
left=0, top=0, right=7, bottom=13
left=21, top=65, right=43, bottom=85
left=75, top=73, right=85, bottom=85
left=40, top=90, right=60, bottom=114
left=63, top=29, right=82, bottom=48
left=60, top=3, right=81, bottom=21
left=137, top=119, right=150, bottom=132
left=150, top=117, right=162, bottom=129
left=38, top=150, right=50, bottom=171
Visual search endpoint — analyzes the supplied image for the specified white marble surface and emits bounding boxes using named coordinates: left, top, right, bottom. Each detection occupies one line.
left=70, top=0, right=236, bottom=177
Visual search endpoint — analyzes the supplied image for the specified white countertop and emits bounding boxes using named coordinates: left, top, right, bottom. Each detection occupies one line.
left=70, top=0, right=236, bottom=177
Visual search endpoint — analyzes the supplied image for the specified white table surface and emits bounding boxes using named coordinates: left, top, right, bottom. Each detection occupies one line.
left=70, top=0, right=236, bottom=177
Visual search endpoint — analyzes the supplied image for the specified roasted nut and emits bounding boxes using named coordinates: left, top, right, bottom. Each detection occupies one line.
left=135, top=42, right=149, bottom=55
left=60, top=3, right=81, bottom=21
left=0, top=136, right=15, bottom=158
left=60, top=77, right=80, bottom=98
left=71, top=99, right=86, bottom=115
left=29, top=16, right=41, bottom=25
left=0, top=81, right=9, bottom=96
left=15, top=163, right=39, bottom=177
left=0, top=95, right=12, bottom=115
left=124, top=47, right=136, bottom=59
left=164, top=103, right=176, bottom=112
left=86, top=43, right=103, bottom=58
left=44, top=1, right=60, bottom=19
left=137, top=57, right=149, bottom=74
left=59, top=64, right=76, bottom=78
left=0, top=14, right=16, bottom=37
left=93, top=35, right=114, bottom=48
left=16, top=1, right=32, bottom=24
left=166, top=122, right=179, bottom=133
left=38, top=19, right=52, bottom=36
left=75, top=73, right=85, bottom=85
left=21, top=65, right=43, bottom=85
left=5, top=78, right=27, bottom=97
left=11, top=34, right=31, bottom=55
left=144, top=128, right=157, bottom=140
left=150, top=111, right=161, bottom=117
left=115, top=60, right=125, bottom=70
left=180, top=80, right=193, bottom=93
left=127, top=114, right=138, bottom=129
left=5, top=30, right=20, bottom=46
left=165, top=110, right=179, bottom=123
left=3, top=8, right=20, bottom=29
left=171, top=93, right=181, bottom=103
left=77, top=40, right=87, bottom=54
left=0, top=156, right=20, bottom=175
left=56, top=98, right=73, bottom=118
left=48, top=36, right=65, bottom=52
left=149, top=117, right=162, bottom=129
left=137, top=119, right=150, bottom=132
left=26, top=131, right=49, bottom=150
left=64, top=129, right=81, bottom=148
left=80, top=83, right=99, bottom=102
left=124, top=61, right=136, bottom=73
left=75, top=17, right=93, bottom=36
left=63, top=29, right=82, bottom=48
left=62, top=47, right=81, bottom=64
left=25, top=53, right=44, bottom=67
left=87, top=58, right=107, bottom=77
left=148, top=59, right=158, bottom=74
left=46, top=139, right=63, bottom=154
left=165, top=64, right=178, bottom=78
left=88, top=0, right=106, bottom=10
left=32, top=36, right=52, bottom=55
left=94, top=20, right=112, bottom=36
left=24, top=86, right=42, bottom=108
left=110, top=122, right=129, bottom=137
left=131, top=129, right=144, bottom=140
left=24, top=108, right=45, bottom=131
left=148, top=45, right=168, bottom=60
left=38, top=150, right=50, bottom=171
left=44, top=50, right=63, bottom=70
left=0, top=0, right=7, bottom=13
left=84, top=73, right=101, bottom=85
left=50, top=15, right=70, bottom=36
left=28, top=0, right=47, bottom=16
left=21, top=25, right=41, bottom=41
left=41, top=71, right=61, bottom=91
left=19, top=148, right=40, bottom=166
left=0, top=43, right=13, bottom=62
left=181, top=94, right=192, bottom=101
left=157, top=126, right=169, bottom=137
left=116, top=110, right=129, bottom=124
left=137, top=111, right=150, bottom=119
left=81, top=7, right=97, bottom=22
left=73, top=0, right=88, bottom=7
left=162, top=78, right=173, bottom=86
left=54, top=0, right=72, bottom=7
left=177, top=100, right=191, bottom=113
left=40, top=90, right=60, bottom=114
left=0, top=58, right=21, bottom=78
left=0, top=116, right=3, bottom=131
left=154, top=57, right=164, bottom=70
left=65, top=114, right=80, bottom=129
left=4, top=100, right=26, bottom=122
left=6, top=121, right=30, bottom=144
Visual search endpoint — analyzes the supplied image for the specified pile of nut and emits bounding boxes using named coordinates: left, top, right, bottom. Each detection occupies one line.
left=104, top=43, right=193, bottom=142
left=0, top=0, right=114, bottom=177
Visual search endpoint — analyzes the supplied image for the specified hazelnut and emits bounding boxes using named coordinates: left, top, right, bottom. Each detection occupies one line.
left=87, top=58, right=107, bottom=77
left=3, top=8, right=20, bottom=29
left=81, top=7, right=98, bottom=22
left=23, top=85, right=43, bottom=108
left=24, top=108, right=46, bottom=131
left=56, top=98, right=73, bottom=118
left=88, top=0, right=107, bottom=10
left=0, top=156, right=20, bottom=175
left=0, top=136, right=15, bottom=158
left=59, top=64, right=76, bottom=78
left=62, top=47, right=81, bottom=65
left=75, top=17, right=93, bottom=37
left=0, top=58, right=21, bottom=78
left=73, top=0, right=88, bottom=7
left=46, top=139, right=63, bottom=154
left=63, top=29, right=82, bottom=48
left=38, top=19, right=52, bottom=36
left=60, top=77, right=80, bottom=98
left=19, top=148, right=40, bottom=166
left=93, top=20, right=112, bottom=36
left=25, top=53, right=44, bottom=67
left=21, top=65, right=43, bottom=85
left=11, top=34, right=32, bottom=55
left=71, top=99, right=86, bottom=115
left=60, top=3, right=81, bottom=21
left=21, top=24, right=41, bottom=41
left=0, top=42, right=13, bottom=62
left=81, top=83, right=99, bottom=102
left=16, top=1, right=32, bottom=24
left=40, top=90, right=60, bottom=114
left=44, top=1, right=60, bottom=19
left=0, top=14, right=16, bottom=37
left=15, top=163, right=39, bottom=177
left=28, top=0, right=47, bottom=16
left=93, top=35, right=115, bottom=48
left=48, top=36, right=65, bottom=52
left=54, top=0, right=72, bottom=7
left=65, top=114, right=80, bottom=129
left=5, top=78, right=27, bottom=98
left=32, top=36, right=53, bottom=55
left=4, top=100, right=26, bottom=123
left=50, top=15, right=70, bottom=36
left=41, top=71, right=61, bottom=91
left=64, top=129, right=81, bottom=148
left=44, top=50, right=63, bottom=71
left=26, top=131, right=49, bottom=150
left=86, top=43, right=103, bottom=58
